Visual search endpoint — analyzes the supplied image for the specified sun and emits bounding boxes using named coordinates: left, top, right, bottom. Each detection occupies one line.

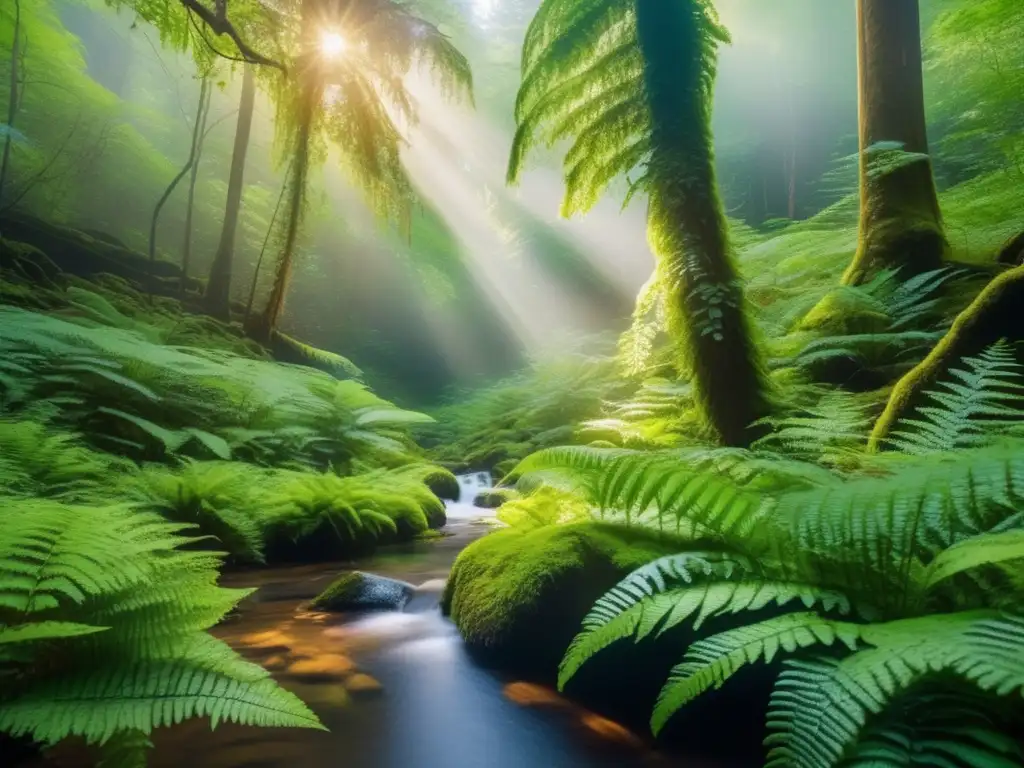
left=319, top=30, right=347, bottom=58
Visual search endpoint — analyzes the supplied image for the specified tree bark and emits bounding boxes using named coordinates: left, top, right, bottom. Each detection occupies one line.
left=869, top=265, right=1024, bottom=449
left=205, top=65, right=255, bottom=318
left=180, top=83, right=212, bottom=298
left=843, top=0, right=946, bottom=285
left=634, top=0, right=771, bottom=447
left=0, top=0, right=22, bottom=207
left=247, top=84, right=314, bottom=344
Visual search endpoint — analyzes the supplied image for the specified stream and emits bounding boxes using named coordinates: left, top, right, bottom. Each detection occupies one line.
left=36, top=476, right=694, bottom=768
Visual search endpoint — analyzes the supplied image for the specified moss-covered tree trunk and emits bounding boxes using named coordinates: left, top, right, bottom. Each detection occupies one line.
left=205, top=65, right=256, bottom=319
left=634, top=0, right=770, bottom=447
left=842, top=0, right=947, bottom=286
left=869, top=265, right=1024, bottom=449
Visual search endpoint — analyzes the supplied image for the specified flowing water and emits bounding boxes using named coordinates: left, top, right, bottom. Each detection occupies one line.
left=38, top=478, right=695, bottom=768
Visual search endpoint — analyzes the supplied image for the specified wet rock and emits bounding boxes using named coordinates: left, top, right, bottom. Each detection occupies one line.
left=239, top=629, right=294, bottom=651
left=287, top=653, right=355, bottom=681
left=263, top=655, right=287, bottom=671
left=472, top=487, right=517, bottom=509
left=311, top=571, right=415, bottom=612
left=344, top=673, right=383, bottom=694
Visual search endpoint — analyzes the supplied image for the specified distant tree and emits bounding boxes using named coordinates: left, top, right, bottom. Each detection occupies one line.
left=246, top=0, right=473, bottom=343
left=148, top=77, right=210, bottom=264
left=508, top=0, right=771, bottom=446
left=204, top=63, right=255, bottom=318
left=180, top=77, right=213, bottom=296
left=0, top=0, right=23, bottom=206
left=842, top=0, right=947, bottom=285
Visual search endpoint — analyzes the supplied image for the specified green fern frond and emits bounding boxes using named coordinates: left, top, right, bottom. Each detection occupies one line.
left=0, top=653, right=324, bottom=745
left=923, top=530, right=1024, bottom=591
left=839, top=686, right=1022, bottom=768
left=765, top=612, right=1024, bottom=768
left=653, top=612, right=863, bottom=735
left=559, top=551, right=755, bottom=687
left=889, top=340, right=1024, bottom=454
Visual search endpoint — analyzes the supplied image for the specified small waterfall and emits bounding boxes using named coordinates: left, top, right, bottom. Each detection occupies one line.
left=455, top=471, right=494, bottom=504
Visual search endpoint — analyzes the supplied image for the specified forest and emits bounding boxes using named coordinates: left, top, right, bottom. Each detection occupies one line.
left=1, top=0, right=1023, bottom=766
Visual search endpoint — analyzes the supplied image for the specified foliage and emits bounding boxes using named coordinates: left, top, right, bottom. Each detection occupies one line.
left=0, top=498, right=323, bottom=760
left=515, top=343, right=1024, bottom=765
left=0, top=303, right=429, bottom=468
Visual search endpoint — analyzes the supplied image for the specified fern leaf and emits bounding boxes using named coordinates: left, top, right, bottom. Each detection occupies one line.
left=765, top=611, right=1024, bottom=768
left=0, top=622, right=109, bottom=644
left=653, top=612, right=862, bottom=735
left=559, top=552, right=755, bottom=688
left=0, top=657, right=325, bottom=745
left=924, top=530, right=1024, bottom=590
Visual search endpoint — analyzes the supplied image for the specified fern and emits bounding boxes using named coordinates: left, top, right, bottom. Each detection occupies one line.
left=0, top=499, right=324, bottom=750
left=765, top=612, right=1024, bottom=768
left=654, top=612, right=863, bottom=735
left=889, top=340, right=1024, bottom=453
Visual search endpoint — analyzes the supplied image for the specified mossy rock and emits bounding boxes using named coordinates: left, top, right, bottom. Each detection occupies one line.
left=311, top=571, right=415, bottom=612
left=441, top=522, right=682, bottom=673
left=490, top=459, right=519, bottom=481
left=472, top=487, right=518, bottom=509
left=441, top=522, right=778, bottom=763
left=421, top=467, right=460, bottom=502
left=797, top=288, right=890, bottom=335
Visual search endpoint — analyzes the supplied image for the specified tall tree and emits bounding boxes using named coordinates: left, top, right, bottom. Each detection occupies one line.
left=149, top=78, right=210, bottom=264
left=180, top=79, right=212, bottom=297
left=508, top=0, right=770, bottom=446
left=246, top=0, right=473, bottom=343
left=842, top=0, right=947, bottom=285
left=204, top=64, right=256, bottom=318
left=0, top=0, right=22, bottom=206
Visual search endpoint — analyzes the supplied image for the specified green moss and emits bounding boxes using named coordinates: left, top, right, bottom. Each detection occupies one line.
left=441, top=522, right=684, bottom=675
left=310, top=572, right=362, bottom=609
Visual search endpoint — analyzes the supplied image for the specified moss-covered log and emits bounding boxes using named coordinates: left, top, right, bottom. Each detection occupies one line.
left=869, top=265, right=1024, bottom=449
left=842, top=0, right=947, bottom=286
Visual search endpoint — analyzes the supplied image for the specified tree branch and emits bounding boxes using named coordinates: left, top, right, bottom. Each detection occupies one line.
left=177, top=0, right=286, bottom=72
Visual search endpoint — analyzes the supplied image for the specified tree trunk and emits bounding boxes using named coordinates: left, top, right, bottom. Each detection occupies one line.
left=0, top=0, right=22, bottom=207
left=244, top=163, right=291, bottom=325
left=842, top=0, right=946, bottom=285
left=869, top=265, right=1024, bottom=449
left=205, top=65, right=256, bottom=319
left=247, top=86, right=314, bottom=344
left=634, top=0, right=771, bottom=447
left=150, top=79, right=209, bottom=264
left=180, top=84, right=212, bottom=298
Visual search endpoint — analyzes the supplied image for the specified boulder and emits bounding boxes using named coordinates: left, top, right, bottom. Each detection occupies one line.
left=441, top=522, right=778, bottom=764
left=472, top=487, right=518, bottom=509
left=311, top=571, right=415, bottom=612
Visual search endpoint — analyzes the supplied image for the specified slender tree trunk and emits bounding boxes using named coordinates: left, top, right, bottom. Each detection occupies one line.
left=0, top=0, right=22, bottom=207
left=244, top=162, right=291, bottom=326
left=248, top=86, right=314, bottom=343
left=180, top=84, right=211, bottom=297
left=205, top=65, right=256, bottom=318
left=842, top=0, right=946, bottom=285
left=634, top=0, right=771, bottom=447
left=150, top=78, right=209, bottom=264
